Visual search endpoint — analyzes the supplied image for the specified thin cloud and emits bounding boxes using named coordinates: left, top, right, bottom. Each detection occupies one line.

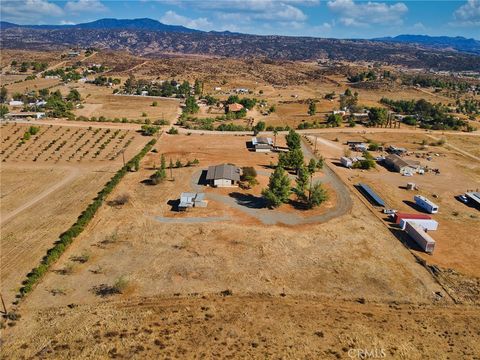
left=451, top=0, right=480, bottom=27
left=327, top=0, right=408, bottom=27
left=0, top=0, right=64, bottom=23
left=160, top=11, right=213, bottom=31
left=65, top=0, right=108, bottom=13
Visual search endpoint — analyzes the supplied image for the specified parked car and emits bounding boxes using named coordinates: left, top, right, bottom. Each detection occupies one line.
left=383, top=209, right=398, bottom=214
left=456, top=195, right=468, bottom=204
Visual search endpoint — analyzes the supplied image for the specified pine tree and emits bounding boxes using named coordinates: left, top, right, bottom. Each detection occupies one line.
left=262, top=166, right=291, bottom=208
left=294, top=165, right=309, bottom=201
left=307, top=182, right=328, bottom=209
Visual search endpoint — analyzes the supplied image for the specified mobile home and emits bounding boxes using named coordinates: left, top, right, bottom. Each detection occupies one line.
left=414, top=195, right=439, bottom=214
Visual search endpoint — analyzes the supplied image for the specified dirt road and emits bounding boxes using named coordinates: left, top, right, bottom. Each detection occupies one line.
left=1, top=167, right=80, bottom=225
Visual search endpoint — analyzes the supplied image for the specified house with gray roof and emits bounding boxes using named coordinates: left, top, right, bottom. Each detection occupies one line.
left=206, top=164, right=241, bottom=187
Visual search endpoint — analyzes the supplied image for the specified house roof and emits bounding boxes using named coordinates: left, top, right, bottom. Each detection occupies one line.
left=228, top=103, right=244, bottom=112
left=206, top=164, right=241, bottom=181
left=252, top=137, right=273, bottom=146
left=385, top=154, right=420, bottom=169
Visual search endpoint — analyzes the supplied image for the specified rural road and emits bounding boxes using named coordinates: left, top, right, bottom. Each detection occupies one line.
left=1, top=167, right=80, bottom=225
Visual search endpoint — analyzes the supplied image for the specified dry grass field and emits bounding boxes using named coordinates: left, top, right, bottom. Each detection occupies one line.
left=0, top=123, right=148, bottom=305
left=3, top=132, right=480, bottom=359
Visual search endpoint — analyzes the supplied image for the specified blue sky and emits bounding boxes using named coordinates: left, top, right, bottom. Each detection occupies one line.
left=1, top=0, right=479, bottom=39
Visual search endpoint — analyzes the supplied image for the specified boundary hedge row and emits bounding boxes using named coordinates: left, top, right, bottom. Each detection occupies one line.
left=18, top=139, right=157, bottom=298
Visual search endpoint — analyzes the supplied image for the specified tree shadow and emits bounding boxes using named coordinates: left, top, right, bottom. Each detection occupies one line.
left=289, top=199, right=310, bottom=211
left=229, top=192, right=266, bottom=209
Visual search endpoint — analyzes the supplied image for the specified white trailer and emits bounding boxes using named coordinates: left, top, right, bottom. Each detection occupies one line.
left=414, top=195, right=439, bottom=214
left=404, top=222, right=436, bottom=253
left=399, top=218, right=438, bottom=231
left=340, top=157, right=353, bottom=168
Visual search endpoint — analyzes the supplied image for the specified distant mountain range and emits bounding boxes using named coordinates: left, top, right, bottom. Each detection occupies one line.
left=1, top=18, right=479, bottom=71
left=374, top=34, right=480, bottom=55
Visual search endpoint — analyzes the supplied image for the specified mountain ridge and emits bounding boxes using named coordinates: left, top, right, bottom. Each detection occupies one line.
left=1, top=18, right=479, bottom=71
left=373, top=34, right=480, bottom=55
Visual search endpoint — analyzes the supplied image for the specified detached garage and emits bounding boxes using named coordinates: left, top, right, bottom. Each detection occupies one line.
left=206, top=164, right=241, bottom=187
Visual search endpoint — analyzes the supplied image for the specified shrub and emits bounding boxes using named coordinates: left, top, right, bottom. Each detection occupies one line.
left=167, top=127, right=179, bottom=135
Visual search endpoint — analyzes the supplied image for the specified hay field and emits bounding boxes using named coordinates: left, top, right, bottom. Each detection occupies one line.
left=0, top=123, right=149, bottom=305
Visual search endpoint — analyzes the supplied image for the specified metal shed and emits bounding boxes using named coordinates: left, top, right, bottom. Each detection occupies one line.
left=357, top=183, right=386, bottom=207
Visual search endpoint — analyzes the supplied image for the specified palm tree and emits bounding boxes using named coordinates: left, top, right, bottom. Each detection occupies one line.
left=273, top=129, right=278, bottom=148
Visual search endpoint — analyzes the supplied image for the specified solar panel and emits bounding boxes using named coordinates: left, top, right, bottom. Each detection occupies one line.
left=357, top=183, right=386, bottom=207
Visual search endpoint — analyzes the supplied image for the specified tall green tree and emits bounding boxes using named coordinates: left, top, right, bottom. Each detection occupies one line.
left=368, top=107, right=388, bottom=126
left=262, top=166, right=291, bottom=208
left=160, top=154, right=166, bottom=170
left=285, top=129, right=301, bottom=150
left=0, top=105, right=8, bottom=118
left=307, top=182, right=328, bottom=209
left=326, top=113, right=342, bottom=127
left=0, top=87, right=8, bottom=103
left=278, top=148, right=304, bottom=172
left=294, top=165, right=309, bottom=201
left=308, top=101, right=316, bottom=116
left=184, top=96, right=199, bottom=114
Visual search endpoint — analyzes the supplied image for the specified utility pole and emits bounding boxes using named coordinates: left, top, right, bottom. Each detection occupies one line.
left=314, top=136, right=318, bottom=154
left=121, top=149, right=125, bottom=167
left=0, top=292, right=7, bottom=314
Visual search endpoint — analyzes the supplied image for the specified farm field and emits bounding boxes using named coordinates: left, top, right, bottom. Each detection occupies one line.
left=0, top=122, right=149, bottom=305
left=51, top=82, right=181, bottom=123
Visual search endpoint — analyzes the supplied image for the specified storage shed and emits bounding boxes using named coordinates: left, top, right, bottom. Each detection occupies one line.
left=206, top=164, right=241, bottom=187
left=384, top=154, right=421, bottom=175
left=340, top=157, right=353, bottom=168
left=178, top=192, right=207, bottom=210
